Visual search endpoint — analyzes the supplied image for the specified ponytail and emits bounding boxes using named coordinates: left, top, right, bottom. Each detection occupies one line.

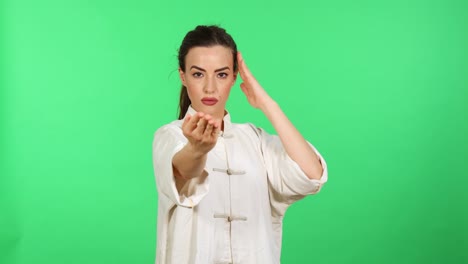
left=178, top=85, right=191, bottom=119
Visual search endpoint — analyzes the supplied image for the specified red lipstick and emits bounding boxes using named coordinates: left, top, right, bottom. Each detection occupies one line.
left=201, top=97, right=218, bottom=106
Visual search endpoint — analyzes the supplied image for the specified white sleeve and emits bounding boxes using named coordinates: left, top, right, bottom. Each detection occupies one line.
left=254, top=126, right=328, bottom=215
left=152, top=125, right=210, bottom=208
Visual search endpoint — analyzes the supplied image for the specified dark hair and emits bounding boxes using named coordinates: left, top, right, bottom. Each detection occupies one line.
left=177, top=25, right=238, bottom=119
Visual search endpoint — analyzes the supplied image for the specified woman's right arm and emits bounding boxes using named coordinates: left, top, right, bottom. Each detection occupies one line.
left=172, top=112, right=220, bottom=190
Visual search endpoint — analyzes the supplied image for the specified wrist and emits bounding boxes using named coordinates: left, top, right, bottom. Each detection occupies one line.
left=185, top=143, right=207, bottom=159
left=259, top=97, right=278, bottom=113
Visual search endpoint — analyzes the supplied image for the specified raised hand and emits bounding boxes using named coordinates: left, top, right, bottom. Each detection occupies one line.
left=181, top=112, right=221, bottom=156
left=237, top=52, right=273, bottom=110
left=237, top=53, right=323, bottom=181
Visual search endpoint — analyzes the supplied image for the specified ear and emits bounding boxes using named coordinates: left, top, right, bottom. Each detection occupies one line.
left=178, top=68, right=187, bottom=86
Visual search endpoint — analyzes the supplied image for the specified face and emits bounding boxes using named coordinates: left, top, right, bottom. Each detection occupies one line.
left=179, top=45, right=237, bottom=120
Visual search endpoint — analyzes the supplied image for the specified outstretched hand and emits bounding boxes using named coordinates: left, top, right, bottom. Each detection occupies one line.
left=181, top=112, right=220, bottom=156
left=237, top=52, right=273, bottom=109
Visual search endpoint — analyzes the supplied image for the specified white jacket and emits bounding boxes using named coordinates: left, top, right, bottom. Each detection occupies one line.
left=152, top=106, right=328, bottom=264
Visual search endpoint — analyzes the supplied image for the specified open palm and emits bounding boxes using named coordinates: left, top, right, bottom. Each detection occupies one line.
left=237, top=52, right=272, bottom=109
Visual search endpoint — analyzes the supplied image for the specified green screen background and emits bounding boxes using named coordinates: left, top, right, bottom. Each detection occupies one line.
left=1, top=0, right=467, bottom=263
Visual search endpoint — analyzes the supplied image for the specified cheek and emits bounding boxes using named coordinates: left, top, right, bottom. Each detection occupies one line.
left=219, top=83, right=233, bottom=98
left=185, top=77, right=196, bottom=87
left=185, top=80, right=201, bottom=94
left=185, top=85, right=198, bottom=101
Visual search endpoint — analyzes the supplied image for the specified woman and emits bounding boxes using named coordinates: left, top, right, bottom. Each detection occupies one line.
left=152, top=25, right=328, bottom=264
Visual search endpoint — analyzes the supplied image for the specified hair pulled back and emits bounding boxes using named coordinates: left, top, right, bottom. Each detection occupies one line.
left=177, top=25, right=238, bottom=119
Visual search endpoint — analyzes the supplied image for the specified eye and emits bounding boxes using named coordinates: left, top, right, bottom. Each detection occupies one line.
left=192, top=72, right=203, bottom=78
left=217, top=72, right=228, bottom=78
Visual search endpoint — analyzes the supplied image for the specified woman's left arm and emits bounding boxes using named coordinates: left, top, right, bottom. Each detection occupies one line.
left=237, top=52, right=323, bottom=180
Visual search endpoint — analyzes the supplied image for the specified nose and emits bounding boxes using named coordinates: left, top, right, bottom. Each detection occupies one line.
left=203, top=76, right=217, bottom=94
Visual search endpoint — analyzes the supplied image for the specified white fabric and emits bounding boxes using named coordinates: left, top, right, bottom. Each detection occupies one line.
left=152, top=106, right=328, bottom=264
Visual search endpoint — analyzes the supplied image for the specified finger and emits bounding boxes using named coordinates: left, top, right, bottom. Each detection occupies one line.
left=238, top=51, right=244, bottom=65
left=203, top=121, right=214, bottom=137
left=188, top=112, right=203, bottom=130
left=240, top=83, right=250, bottom=97
left=182, top=114, right=192, bottom=126
left=238, top=52, right=253, bottom=80
left=182, top=114, right=191, bottom=126
left=203, top=114, right=212, bottom=122
left=237, top=51, right=242, bottom=68
left=212, top=122, right=221, bottom=137
left=194, top=117, right=208, bottom=134
left=237, top=51, right=246, bottom=78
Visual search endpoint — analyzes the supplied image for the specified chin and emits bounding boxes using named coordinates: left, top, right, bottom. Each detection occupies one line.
left=194, top=104, right=224, bottom=117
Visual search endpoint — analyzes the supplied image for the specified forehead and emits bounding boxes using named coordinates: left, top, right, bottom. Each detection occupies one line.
left=185, top=45, right=233, bottom=69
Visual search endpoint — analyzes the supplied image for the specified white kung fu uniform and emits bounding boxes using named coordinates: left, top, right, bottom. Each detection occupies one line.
left=152, top=106, right=328, bottom=264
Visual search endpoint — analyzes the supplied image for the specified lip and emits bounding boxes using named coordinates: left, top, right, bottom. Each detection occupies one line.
left=201, top=97, right=218, bottom=106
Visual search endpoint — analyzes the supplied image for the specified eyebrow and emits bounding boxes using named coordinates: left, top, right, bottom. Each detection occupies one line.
left=190, top=65, right=230, bottom=72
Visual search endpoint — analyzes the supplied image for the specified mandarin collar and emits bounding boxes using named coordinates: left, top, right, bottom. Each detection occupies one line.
left=185, top=105, right=233, bottom=134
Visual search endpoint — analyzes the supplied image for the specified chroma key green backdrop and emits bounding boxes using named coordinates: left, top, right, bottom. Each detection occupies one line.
left=1, top=0, right=467, bottom=263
